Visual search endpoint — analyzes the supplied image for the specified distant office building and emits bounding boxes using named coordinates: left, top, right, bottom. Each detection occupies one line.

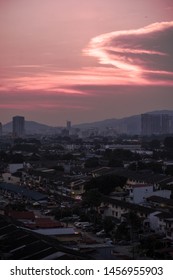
left=12, top=116, right=25, bottom=137
left=161, top=114, right=170, bottom=134
left=141, top=113, right=173, bottom=135
left=61, top=128, right=69, bottom=137
left=141, top=114, right=161, bottom=135
left=66, top=120, right=71, bottom=131
left=170, top=116, right=173, bottom=133
left=0, top=122, right=2, bottom=137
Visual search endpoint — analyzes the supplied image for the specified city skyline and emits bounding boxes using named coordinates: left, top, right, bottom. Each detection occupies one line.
left=1, top=110, right=173, bottom=137
left=0, top=0, right=173, bottom=125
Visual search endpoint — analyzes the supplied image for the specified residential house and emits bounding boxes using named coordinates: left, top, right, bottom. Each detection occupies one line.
left=146, top=196, right=173, bottom=211
left=125, top=184, right=153, bottom=204
left=146, top=212, right=173, bottom=240
left=31, top=227, right=81, bottom=243
left=165, top=218, right=173, bottom=240
left=99, top=196, right=154, bottom=221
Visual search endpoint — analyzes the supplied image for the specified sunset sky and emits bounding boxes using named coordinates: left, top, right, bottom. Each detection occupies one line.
left=0, top=0, right=173, bottom=126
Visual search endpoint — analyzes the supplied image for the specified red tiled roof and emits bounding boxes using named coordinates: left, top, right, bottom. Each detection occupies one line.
left=8, top=211, right=35, bottom=220
left=35, top=218, right=63, bottom=228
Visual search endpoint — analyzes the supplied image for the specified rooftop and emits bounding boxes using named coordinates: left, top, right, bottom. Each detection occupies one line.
left=0, top=182, right=48, bottom=201
left=102, top=196, right=155, bottom=214
left=146, top=196, right=173, bottom=207
left=32, top=227, right=78, bottom=236
left=0, top=215, right=91, bottom=260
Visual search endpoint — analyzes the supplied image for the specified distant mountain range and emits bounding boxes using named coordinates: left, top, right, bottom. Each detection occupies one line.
left=2, top=110, right=173, bottom=135
left=73, top=110, right=173, bottom=134
left=3, top=121, right=62, bottom=135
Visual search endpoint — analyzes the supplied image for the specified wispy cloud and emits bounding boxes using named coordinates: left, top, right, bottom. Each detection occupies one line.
left=0, top=21, right=173, bottom=113
left=84, top=21, right=173, bottom=84
left=11, top=65, right=43, bottom=68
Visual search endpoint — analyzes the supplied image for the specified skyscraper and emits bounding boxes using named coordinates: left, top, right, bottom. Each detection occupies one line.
left=161, top=114, right=170, bottom=134
left=141, top=114, right=159, bottom=135
left=66, top=120, right=71, bottom=131
left=0, top=122, right=2, bottom=137
left=141, top=113, right=172, bottom=135
left=12, top=116, right=25, bottom=138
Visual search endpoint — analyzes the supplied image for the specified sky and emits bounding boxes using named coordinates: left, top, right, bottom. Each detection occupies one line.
left=0, top=0, right=173, bottom=126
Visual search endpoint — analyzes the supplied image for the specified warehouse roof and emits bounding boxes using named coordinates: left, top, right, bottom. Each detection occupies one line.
left=0, top=182, right=48, bottom=201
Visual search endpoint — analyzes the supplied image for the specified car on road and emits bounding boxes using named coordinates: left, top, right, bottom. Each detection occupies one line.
left=104, top=238, right=113, bottom=245
left=81, top=224, right=93, bottom=231
left=96, top=229, right=106, bottom=237
left=74, top=222, right=91, bottom=228
left=118, top=240, right=130, bottom=246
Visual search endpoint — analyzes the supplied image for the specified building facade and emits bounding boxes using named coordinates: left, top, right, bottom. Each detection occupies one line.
left=66, top=120, right=71, bottom=131
left=141, top=113, right=173, bottom=135
left=0, top=122, right=2, bottom=137
left=12, top=116, right=25, bottom=137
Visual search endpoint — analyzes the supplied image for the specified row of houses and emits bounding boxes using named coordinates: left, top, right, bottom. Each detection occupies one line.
left=99, top=196, right=173, bottom=240
left=0, top=214, right=90, bottom=260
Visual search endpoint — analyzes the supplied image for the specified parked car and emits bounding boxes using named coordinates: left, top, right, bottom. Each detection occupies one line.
left=96, top=229, right=106, bottom=237
left=81, top=224, right=93, bottom=231
left=74, top=222, right=90, bottom=228
left=118, top=240, right=130, bottom=246
left=104, top=238, right=113, bottom=245
left=72, top=215, right=80, bottom=221
left=74, top=222, right=81, bottom=228
left=92, top=225, right=103, bottom=233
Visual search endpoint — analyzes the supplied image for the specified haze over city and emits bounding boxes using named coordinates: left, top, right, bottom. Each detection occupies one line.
left=0, top=0, right=173, bottom=125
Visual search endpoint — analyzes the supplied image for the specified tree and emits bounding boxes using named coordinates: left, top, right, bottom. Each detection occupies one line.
left=164, top=137, right=173, bottom=150
left=140, top=235, right=164, bottom=258
left=61, top=153, right=74, bottom=160
left=53, top=166, right=64, bottom=172
left=128, top=211, right=142, bottom=232
left=103, top=216, right=115, bottom=234
left=108, top=159, right=123, bottom=167
left=10, top=153, right=24, bottom=163
left=82, top=189, right=102, bottom=225
left=85, top=157, right=99, bottom=168
left=113, top=222, right=129, bottom=240
left=82, top=188, right=102, bottom=208
left=104, top=149, right=141, bottom=162
left=85, top=174, right=127, bottom=195
left=149, top=139, right=161, bottom=150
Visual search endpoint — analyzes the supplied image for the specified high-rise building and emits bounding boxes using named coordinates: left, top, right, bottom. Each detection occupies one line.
left=169, top=116, right=173, bottom=133
left=161, top=114, right=170, bottom=134
left=12, top=116, right=25, bottom=138
left=141, top=114, right=160, bottom=135
left=0, top=122, right=2, bottom=137
left=66, top=120, right=71, bottom=131
left=141, top=113, right=172, bottom=135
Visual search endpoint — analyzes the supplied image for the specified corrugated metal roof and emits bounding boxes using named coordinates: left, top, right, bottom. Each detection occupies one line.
left=0, top=182, right=48, bottom=201
left=32, top=227, right=77, bottom=236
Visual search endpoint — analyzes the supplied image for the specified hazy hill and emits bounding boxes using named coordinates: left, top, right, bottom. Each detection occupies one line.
left=74, top=110, right=173, bottom=134
left=3, top=121, right=61, bottom=135
left=2, top=110, right=173, bottom=135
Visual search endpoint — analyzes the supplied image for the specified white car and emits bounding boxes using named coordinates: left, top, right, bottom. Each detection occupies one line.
left=74, top=222, right=90, bottom=228
left=96, top=229, right=105, bottom=237
left=104, top=238, right=113, bottom=245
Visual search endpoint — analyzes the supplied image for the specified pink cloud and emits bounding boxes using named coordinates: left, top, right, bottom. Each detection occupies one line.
left=84, top=21, right=173, bottom=84
left=0, top=98, right=88, bottom=111
left=1, top=21, right=173, bottom=98
left=0, top=104, right=33, bottom=110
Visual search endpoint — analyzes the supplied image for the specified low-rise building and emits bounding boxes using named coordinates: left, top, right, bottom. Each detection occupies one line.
left=165, top=218, right=173, bottom=240
left=99, top=196, right=154, bottom=221
left=125, top=184, right=153, bottom=204
left=31, top=227, right=81, bottom=243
